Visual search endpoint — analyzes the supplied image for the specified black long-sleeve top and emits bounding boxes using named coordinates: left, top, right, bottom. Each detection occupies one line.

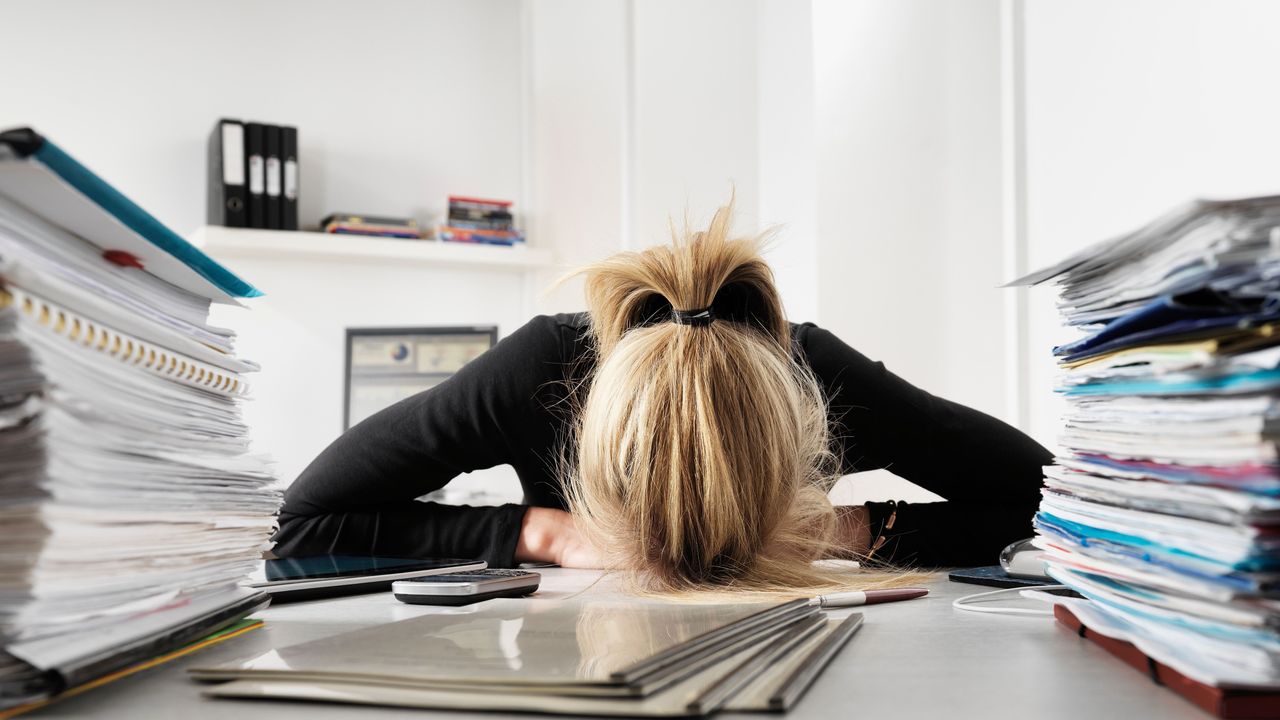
left=274, top=313, right=1052, bottom=568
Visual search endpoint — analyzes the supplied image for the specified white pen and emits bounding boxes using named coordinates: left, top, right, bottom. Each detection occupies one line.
left=810, top=588, right=929, bottom=608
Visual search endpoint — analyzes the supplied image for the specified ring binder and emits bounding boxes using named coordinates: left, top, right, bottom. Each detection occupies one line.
left=1, top=286, right=249, bottom=397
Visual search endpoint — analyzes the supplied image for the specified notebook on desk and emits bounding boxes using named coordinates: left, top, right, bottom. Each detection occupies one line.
left=193, top=598, right=864, bottom=716
left=0, top=127, right=261, bottom=301
left=0, top=128, right=278, bottom=713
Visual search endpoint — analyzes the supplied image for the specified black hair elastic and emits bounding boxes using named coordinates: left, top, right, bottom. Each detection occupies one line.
left=671, top=307, right=715, bottom=326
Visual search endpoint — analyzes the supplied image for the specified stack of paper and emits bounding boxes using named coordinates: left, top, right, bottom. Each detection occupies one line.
left=193, top=597, right=861, bottom=716
left=0, top=128, right=278, bottom=710
left=1012, top=196, right=1280, bottom=690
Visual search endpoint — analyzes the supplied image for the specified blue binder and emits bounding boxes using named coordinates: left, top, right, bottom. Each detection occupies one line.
left=0, top=127, right=262, bottom=301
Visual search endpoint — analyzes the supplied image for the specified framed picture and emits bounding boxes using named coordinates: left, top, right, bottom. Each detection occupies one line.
left=343, top=325, right=498, bottom=430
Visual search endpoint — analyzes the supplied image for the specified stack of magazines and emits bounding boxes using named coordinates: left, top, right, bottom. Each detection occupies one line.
left=193, top=597, right=861, bottom=716
left=438, top=195, right=524, bottom=246
left=1013, top=196, right=1280, bottom=695
left=0, top=128, right=279, bottom=710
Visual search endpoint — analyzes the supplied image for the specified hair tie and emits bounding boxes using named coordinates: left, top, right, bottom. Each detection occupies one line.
left=671, top=307, right=715, bottom=326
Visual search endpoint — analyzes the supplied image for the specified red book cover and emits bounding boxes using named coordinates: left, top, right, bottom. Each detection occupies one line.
left=1055, top=605, right=1280, bottom=719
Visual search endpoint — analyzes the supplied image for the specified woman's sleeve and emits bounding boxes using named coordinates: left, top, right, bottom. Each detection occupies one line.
left=271, top=316, right=568, bottom=568
left=801, top=325, right=1052, bottom=566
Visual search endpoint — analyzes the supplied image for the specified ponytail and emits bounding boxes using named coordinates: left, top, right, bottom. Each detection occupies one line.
left=565, top=201, right=899, bottom=593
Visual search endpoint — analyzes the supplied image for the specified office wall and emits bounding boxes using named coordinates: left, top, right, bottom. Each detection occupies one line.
left=529, top=0, right=770, bottom=310
left=812, top=0, right=1006, bottom=502
left=757, top=0, right=819, bottom=324
left=0, top=0, right=532, bottom=487
left=1021, top=0, right=1280, bottom=448
left=0, top=0, right=525, bottom=235
left=629, top=0, right=760, bottom=251
left=6, top=0, right=1095, bottom=508
left=526, top=0, right=630, bottom=312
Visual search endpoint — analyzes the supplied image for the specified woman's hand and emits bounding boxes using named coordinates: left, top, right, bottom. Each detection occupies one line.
left=834, top=505, right=872, bottom=558
left=515, top=507, right=605, bottom=568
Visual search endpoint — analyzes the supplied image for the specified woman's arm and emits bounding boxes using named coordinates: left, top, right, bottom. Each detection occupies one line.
left=273, top=316, right=573, bottom=568
left=801, top=325, right=1052, bottom=566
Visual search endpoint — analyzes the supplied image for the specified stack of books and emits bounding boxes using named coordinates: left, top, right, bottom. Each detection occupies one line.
left=193, top=597, right=861, bottom=716
left=0, top=128, right=279, bottom=711
left=438, top=195, right=524, bottom=246
left=1013, top=196, right=1280, bottom=715
left=320, top=213, right=421, bottom=239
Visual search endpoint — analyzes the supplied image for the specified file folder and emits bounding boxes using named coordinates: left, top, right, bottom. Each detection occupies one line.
left=244, top=122, right=266, bottom=229
left=281, top=125, right=298, bottom=230
left=0, top=127, right=262, bottom=300
left=206, top=119, right=246, bottom=227
left=264, top=125, right=282, bottom=230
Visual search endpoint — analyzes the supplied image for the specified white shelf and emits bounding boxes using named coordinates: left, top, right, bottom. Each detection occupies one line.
left=190, top=226, right=557, bottom=271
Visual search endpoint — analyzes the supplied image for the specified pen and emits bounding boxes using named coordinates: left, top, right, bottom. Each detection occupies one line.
left=810, top=588, right=929, bottom=608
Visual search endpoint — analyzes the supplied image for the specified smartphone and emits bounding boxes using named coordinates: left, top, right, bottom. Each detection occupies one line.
left=392, top=569, right=541, bottom=606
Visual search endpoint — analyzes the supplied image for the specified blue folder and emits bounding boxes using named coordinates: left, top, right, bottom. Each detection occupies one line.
left=0, top=127, right=262, bottom=301
left=1056, top=289, right=1279, bottom=362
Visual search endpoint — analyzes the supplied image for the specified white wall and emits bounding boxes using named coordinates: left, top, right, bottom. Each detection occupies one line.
left=812, top=0, right=1006, bottom=503
left=757, top=0, right=819, bottom=323
left=526, top=0, right=630, bottom=312
left=629, top=0, right=761, bottom=252
left=209, top=257, right=533, bottom=493
left=1021, top=0, right=1280, bottom=448
left=0, top=0, right=524, bottom=236
left=0, top=0, right=532, bottom=488
left=14, top=0, right=1168, bottom=510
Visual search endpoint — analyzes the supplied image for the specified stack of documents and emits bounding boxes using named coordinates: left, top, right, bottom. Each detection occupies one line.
left=1012, top=196, right=1280, bottom=690
left=0, top=128, right=278, bottom=710
left=193, top=597, right=861, bottom=716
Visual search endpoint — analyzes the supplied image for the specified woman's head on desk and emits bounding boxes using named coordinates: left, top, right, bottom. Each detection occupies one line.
left=565, top=200, right=881, bottom=594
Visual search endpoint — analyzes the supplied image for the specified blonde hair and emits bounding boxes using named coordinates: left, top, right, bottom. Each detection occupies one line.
left=565, top=202, right=916, bottom=595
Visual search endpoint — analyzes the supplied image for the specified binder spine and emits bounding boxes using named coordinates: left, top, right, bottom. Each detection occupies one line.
left=264, top=125, right=282, bottom=230
left=207, top=119, right=247, bottom=228
left=281, top=126, right=298, bottom=231
left=1, top=287, right=248, bottom=397
left=244, top=123, right=266, bottom=229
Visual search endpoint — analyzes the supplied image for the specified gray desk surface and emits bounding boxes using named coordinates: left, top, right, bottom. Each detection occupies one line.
left=32, top=570, right=1206, bottom=719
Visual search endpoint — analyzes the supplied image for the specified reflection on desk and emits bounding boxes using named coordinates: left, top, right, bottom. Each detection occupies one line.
left=32, top=570, right=1209, bottom=720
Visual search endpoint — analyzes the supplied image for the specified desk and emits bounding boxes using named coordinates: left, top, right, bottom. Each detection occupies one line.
left=34, top=570, right=1205, bottom=719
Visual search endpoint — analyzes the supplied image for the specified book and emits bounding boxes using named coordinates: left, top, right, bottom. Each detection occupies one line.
left=1014, top=195, right=1280, bottom=713
left=1055, top=604, right=1280, bottom=719
left=321, top=213, right=421, bottom=239
left=0, top=617, right=264, bottom=720
left=194, top=599, right=861, bottom=716
left=0, top=127, right=279, bottom=712
left=441, top=195, right=523, bottom=246
left=0, top=127, right=261, bottom=300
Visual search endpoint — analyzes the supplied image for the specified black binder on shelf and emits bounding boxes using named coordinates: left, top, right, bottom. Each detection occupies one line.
left=264, top=125, right=282, bottom=230
left=244, top=122, right=266, bottom=229
left=281, top=126, right=298, bottom=231
left=206, top=119, right=246, bottom=227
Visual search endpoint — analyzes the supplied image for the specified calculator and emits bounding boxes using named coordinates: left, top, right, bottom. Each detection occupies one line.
left=391, top=569, right=541, bottom=606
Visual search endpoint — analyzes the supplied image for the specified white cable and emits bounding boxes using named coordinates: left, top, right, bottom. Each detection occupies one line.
left=952, top=585, right=1069, bottom=616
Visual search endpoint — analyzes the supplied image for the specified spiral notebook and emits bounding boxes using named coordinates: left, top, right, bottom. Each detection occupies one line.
left=0, top=285, right=248, bottom=397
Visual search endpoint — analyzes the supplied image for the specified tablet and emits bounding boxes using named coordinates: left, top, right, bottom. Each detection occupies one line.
left=249, top=555, right=487, bottom=603
left=948, top=565, right=1059, bottom=589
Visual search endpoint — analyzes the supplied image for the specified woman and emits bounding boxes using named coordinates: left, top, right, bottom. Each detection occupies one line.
left=274, top=203, right=1051, bottom=591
